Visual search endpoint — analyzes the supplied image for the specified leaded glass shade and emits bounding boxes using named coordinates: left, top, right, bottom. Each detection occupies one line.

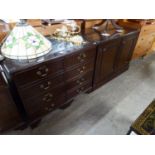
left=1, top=23, right=52, bottom=60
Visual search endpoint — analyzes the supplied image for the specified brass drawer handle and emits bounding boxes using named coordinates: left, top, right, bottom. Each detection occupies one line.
left=76, top=81, right=83, bottom=85
left=82, top=66, right=86, bottom=70
left=103, top=48, right=107, bottom=52
left=77, top=66, right=86, bottom=74
left=77, top=69, right=84, bottom=74
left=50, top=103, right=55, bottom=107
left=36, top=66, right=49, bottom=77
left=77, top=56, right=81, bottom=60
left=45, top=103, right=55, bottom=111
left=77, top=53, right=87, bottom=61
left=42, top=93, right=53, bottom=102
left=81, top=53, right=86, bottom=58
left=122, top=41, right=126, bottom=44
left=77, top=56, right=84, bottom=62
left=76, top=87, right=84, bottom=93
left=40, top=81, right=51, bottom=90
left=77, top=68, right=83, bottom=73
left=45, top=107, right=53, bottom=112
left=76, top=78, right=85, bottom=85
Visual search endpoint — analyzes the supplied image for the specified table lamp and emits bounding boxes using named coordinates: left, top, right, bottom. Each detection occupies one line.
left=1, top=19, right=52, bottom=60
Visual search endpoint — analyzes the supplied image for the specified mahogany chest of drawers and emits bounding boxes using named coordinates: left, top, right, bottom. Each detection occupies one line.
left=0, top=27, right=139, bottom=131
left=2, top=41, right=96, bottom=125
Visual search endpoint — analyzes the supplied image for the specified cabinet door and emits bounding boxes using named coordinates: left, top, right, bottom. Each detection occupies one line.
left=94, top=39, right=121, bottom=87
left=0, top=70, right=22, bottom=133
left=116, top=33, right=138, bottom=70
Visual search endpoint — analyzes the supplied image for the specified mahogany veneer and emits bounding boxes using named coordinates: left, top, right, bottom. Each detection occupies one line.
left=0, top=27, right=139, bottom=131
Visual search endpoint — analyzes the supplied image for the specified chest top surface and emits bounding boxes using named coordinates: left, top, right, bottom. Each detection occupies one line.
left=1, top=27, right=139, bottom=75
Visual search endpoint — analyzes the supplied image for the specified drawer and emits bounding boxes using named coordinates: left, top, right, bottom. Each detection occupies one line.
left=23, top=85, right=66, bottom=120
left=18, top=74, right=64, bottom=100
left=66, top=71, right=93, bottom=90
left=65, top=61, right=94, bottom=81
left=64, top=45, right=96, bottom=69
left=25, top=94, right=66, bottom=120
left=14, top=58, right=64, bottom=86
left=67, top=81, right=92, bottom=100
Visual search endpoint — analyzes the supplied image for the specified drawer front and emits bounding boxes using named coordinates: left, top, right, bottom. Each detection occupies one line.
left=66, top=71, right=93, bottom=90
left=67, top=82, right=92, bottom=100
left=18, top=74, right=64, bottom=100
left=23, top=85, right=66, bottom=120
left=65, top=61, right=94, bottom=81
left=14, top=59, right=64, bottom=86
left=25, top=94, right=66, bottom=120
left=64, top=46, right=96, bottom=69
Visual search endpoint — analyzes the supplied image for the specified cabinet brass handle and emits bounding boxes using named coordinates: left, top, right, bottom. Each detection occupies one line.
left=76, top=87, right=84, bottom=93
left=77, top=66, right=86, bottom=74
left=77, top=53, right=87, bottom=61
left=51, top=103, right=55, bottom=107
left=40, top=81, right=51, bottom=90
left=81, top=53, right=86, bottom=58
left=82, top=66, right=86, bottom=70
left=42, top=93, right=53, bottom=102
left=77, top=68, right=83, bottom=73
left=123, top=41, right=126, bottom=44
left=45, top=107, right=53, bottom=111
left=76, top=81, right=83, bottom=85
left=103, top=48, right=106, bottom=52
left=36, top=66, right=49, bottom=77
left=77, top=56, right=81, bottom=60
left=76, top=78, right=85, bottom=85
left=45, top=103, right=55, bottom=111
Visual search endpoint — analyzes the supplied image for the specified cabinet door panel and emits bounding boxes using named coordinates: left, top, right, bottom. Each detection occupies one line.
left=94, top=39, right=121, bottom=84
left=117, top=34, right=138, bottom=69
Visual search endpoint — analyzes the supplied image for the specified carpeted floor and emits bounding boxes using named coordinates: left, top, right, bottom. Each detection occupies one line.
left=7, top=53, right=155, bottom=135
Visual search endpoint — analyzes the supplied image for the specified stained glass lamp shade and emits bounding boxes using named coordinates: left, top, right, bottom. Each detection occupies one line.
left=1, top=22, right=52, bottom=60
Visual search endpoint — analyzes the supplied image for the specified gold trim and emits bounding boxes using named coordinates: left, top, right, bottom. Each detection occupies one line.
left=132, top=100, right=155, bottom=135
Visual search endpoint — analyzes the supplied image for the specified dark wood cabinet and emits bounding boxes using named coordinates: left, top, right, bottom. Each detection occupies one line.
left=0, top=28, right=139, bottom=131
left=2, top=43, right=96, bottom=124
left=0, top=67, right=22, bottom=132
left=93, top=32, right=139, bottom=89
left=94, top=39, right=121, bottom=88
